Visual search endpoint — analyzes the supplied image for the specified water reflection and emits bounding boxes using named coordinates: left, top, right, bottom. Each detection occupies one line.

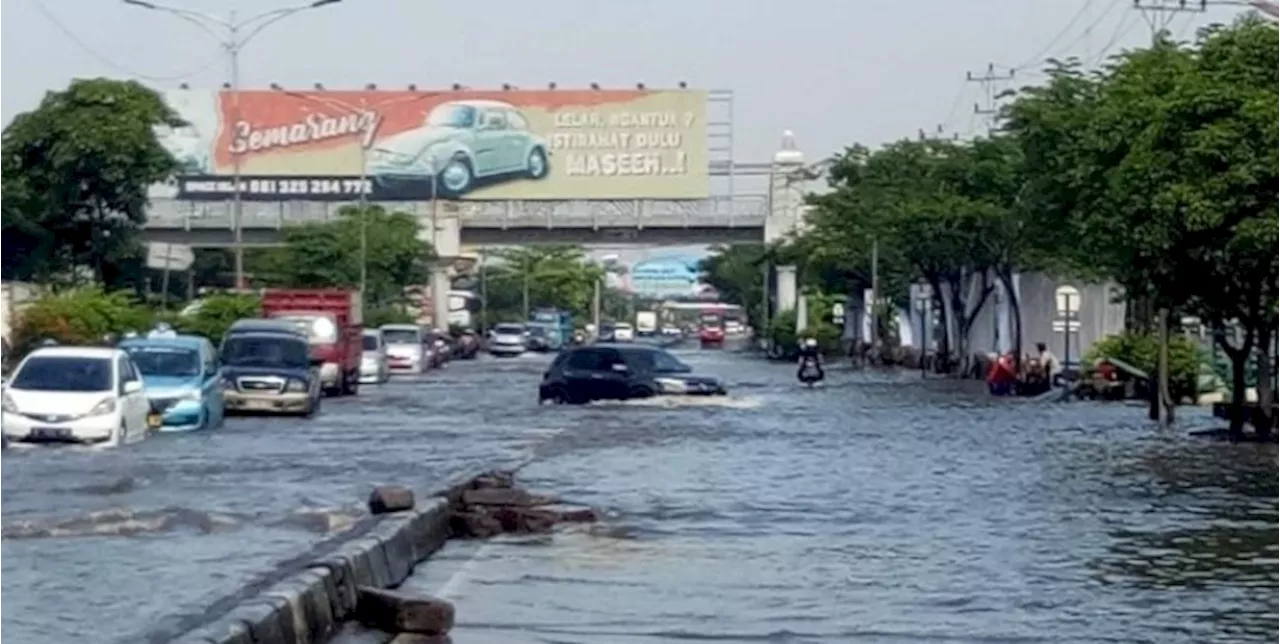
left=413, top=353, right=1278, bottom=644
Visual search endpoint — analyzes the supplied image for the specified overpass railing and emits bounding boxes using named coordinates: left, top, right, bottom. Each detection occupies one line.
left=144, top=195, right=769, bottom=230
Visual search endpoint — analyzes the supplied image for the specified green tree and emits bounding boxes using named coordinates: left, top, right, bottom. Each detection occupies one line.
left=804, top=139, right=1000, bottom=367
left=481, top=246, right=602, bottom=322
left=1005, top=18, right=1277, bottom=432
left=168, top=293, right=262, bottom=342
left=2, top=78, right=182, bottom=289
left=697, top=244, right=767, bottom=328
left=250, top=205, right=435, bottom=308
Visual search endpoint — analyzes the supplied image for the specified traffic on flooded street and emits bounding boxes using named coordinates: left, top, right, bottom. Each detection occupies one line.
left=5, top=346, right=1276, bottom=644
left=4, top=2, right=1276, bottom=643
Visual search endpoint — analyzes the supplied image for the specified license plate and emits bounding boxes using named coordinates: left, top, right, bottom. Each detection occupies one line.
left=31, top=427, right=71, bottom=440
left=147, top=413, right=163, bottom=428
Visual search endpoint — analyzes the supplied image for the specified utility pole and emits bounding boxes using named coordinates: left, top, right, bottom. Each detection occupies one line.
left=1131, top=1, right=1206, bottom=428
left=870, top=237, right=879, bottom=348
left=1133, top=0, right=1207, bottom=40
left=122, top=0, right=342, bottom=290
left=965, top=63, right=1016, bottom=136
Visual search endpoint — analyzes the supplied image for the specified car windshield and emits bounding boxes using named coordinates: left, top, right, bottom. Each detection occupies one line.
left=362, top=335, right=380, bottom=351
left=426, top=104, right=477, bottom=128
left=124, top=346, right=201, bottom=377
left=495, top=325, right=524, bottom=335
left=11, top=356, right=113, bottom=392
left=382, top=329, right=420, bottom=345
left=221, top=337, right=309, bottom=369
left=628, top=349, right=690, bottom=373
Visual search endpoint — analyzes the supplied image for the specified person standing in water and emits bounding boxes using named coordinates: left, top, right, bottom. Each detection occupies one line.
left=1036, top=342, right=1061, bottom=382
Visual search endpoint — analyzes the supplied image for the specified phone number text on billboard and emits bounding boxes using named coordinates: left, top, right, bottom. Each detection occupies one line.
left=177, top=176, right=401, bottom=201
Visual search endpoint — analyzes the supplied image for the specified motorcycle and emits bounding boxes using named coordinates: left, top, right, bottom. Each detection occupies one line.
left=797, top=357, right=825, bottom=388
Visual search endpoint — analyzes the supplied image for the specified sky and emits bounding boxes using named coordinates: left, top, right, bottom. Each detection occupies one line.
left=2, top=0, right=1256, bottom=163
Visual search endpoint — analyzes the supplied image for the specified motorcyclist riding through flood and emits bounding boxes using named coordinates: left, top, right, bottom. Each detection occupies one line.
left=797, top=337, right=824, bottom=385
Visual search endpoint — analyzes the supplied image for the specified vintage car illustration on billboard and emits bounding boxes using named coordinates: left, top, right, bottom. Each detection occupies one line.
left=365, top=100, right=550, bottom=198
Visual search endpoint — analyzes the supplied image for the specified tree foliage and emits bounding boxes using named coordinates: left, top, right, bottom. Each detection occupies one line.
left=248, top=205, right=436, bottom=308
left=479, top=246, right=609, bottom=324
left=169, top=293, right=263, bottom=342
left=2, top=79, right=182, bottom=288
left=10, top=288, right=155, bottom=358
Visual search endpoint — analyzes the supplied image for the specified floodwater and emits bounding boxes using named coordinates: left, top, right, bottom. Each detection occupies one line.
left=405, top=349, right=1279, bottom=644
left=1, top=355, right=556, bottom=644
left=3, top=348, right=1276, bottom=644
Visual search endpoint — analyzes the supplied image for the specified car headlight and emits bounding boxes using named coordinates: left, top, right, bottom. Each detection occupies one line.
left=2, top=393, right=18, bottom=413
left=221, top=377, right=237, bottom=391
left=654, top=377, right=688, bottom=394
left=284, top=379, right=309, bottom=393
left=178, top=390, right=202, bottom=402
left=87, top=397, right=117, bottom=417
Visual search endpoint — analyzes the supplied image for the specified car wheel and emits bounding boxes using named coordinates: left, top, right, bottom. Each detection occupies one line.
left=526, top=148, right=549, bottom=179
left=116, top=421, right=128, bottom=445
left=437, top=156, right=474, bottom=197
left=627, top=386, right=655, bottom=400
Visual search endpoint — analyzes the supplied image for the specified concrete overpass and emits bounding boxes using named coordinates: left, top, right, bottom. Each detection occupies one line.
left=140, top=193, right=769, bottom=248
left=141, top=158, right=782, bottom=248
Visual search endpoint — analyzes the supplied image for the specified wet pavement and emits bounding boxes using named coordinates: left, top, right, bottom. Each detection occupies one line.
left=1, top=354, right=558, bottom=644
left=404, top=350, right=1278, bottom=644
left=4, top=347, right=1277, bottom=644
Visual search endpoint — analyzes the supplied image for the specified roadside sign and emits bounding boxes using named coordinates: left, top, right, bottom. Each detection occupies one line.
left=1054, top=285, right=1081, bottom=316
left=1051, top=320, right=1082, bottom=332
left=831, top=302, right=845, bottom=324
left=146, top=242, right=194, bottom=272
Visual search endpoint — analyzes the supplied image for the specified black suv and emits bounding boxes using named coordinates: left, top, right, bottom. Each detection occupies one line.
left=539, top=344, right=726, bottom=405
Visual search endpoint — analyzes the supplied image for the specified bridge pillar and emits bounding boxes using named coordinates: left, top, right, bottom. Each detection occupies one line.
left=420, top=203, right=464, bottom=330
left=768, top=131, right=807, bottom=322
left=776, top=265, right=797, bottom=318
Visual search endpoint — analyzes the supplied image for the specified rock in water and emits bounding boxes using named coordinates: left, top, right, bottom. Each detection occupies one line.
left=469, top=470, right=516, bottom=489
left=449, top=510, right=504, bottom=539
left=356, top=587, right=455, bottom=635
left=390, top=634, right=453, bottom=644
left=368, top=485, right=416, bottom=514
left=461, top=488, right=558, bottom=507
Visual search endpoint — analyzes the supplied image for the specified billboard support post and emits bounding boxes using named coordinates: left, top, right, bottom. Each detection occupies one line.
left=268, top=87, right=438, bottom=306
left=122, top=0, right=344, bottom=289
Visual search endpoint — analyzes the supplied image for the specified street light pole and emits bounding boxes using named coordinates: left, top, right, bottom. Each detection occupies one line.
left=268, top=88, right=432, bottom=307
left=122, top=0, right=343, bottom=289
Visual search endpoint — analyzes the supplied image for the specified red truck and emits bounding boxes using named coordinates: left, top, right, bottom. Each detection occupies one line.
left=261, top=289, right=363, bottom=397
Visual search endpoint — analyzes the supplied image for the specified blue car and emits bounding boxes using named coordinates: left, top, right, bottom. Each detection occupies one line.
left=118, top=333, right=225, bottom=432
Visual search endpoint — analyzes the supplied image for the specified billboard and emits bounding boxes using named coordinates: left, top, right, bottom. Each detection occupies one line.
left=156, top=88, right=709, bottom=202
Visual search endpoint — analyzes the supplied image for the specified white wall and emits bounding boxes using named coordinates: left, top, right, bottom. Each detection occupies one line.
left=901, top=272, right=1126, bottom=361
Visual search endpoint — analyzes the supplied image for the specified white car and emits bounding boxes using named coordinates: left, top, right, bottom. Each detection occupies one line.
left=612, top=323, right=635, bottom=342
left=2, top=347, right=151, bottom=446
left=380, top=324, right=426, bottom=374
left=488, top=323, right=527, bottom=357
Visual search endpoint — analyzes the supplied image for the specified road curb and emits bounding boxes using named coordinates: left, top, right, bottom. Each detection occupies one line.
left=177, top=496, right=453, bottom=644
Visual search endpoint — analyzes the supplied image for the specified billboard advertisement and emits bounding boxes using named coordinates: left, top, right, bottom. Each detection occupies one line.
left=156, top=88, right=709, bottom=202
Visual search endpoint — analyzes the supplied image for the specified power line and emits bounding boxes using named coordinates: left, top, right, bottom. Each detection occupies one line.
left=1011, top=0, right=1099, bottom=70
left=1014, top=0, right=1125, bottom=72
left=1087, top=8, right=1143, bottom=67
left=27, top=0, right=222, bottom=82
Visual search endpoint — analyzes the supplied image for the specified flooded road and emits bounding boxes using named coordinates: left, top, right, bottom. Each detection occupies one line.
left=1, top=355, right=558, bottom=644
left=3, top=348, right=1276, bottom=644
left=405, top=349, right=1278, bottom=644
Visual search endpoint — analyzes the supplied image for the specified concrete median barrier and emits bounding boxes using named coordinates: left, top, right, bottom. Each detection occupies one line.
left=171, top=496, right=453, bottom=644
